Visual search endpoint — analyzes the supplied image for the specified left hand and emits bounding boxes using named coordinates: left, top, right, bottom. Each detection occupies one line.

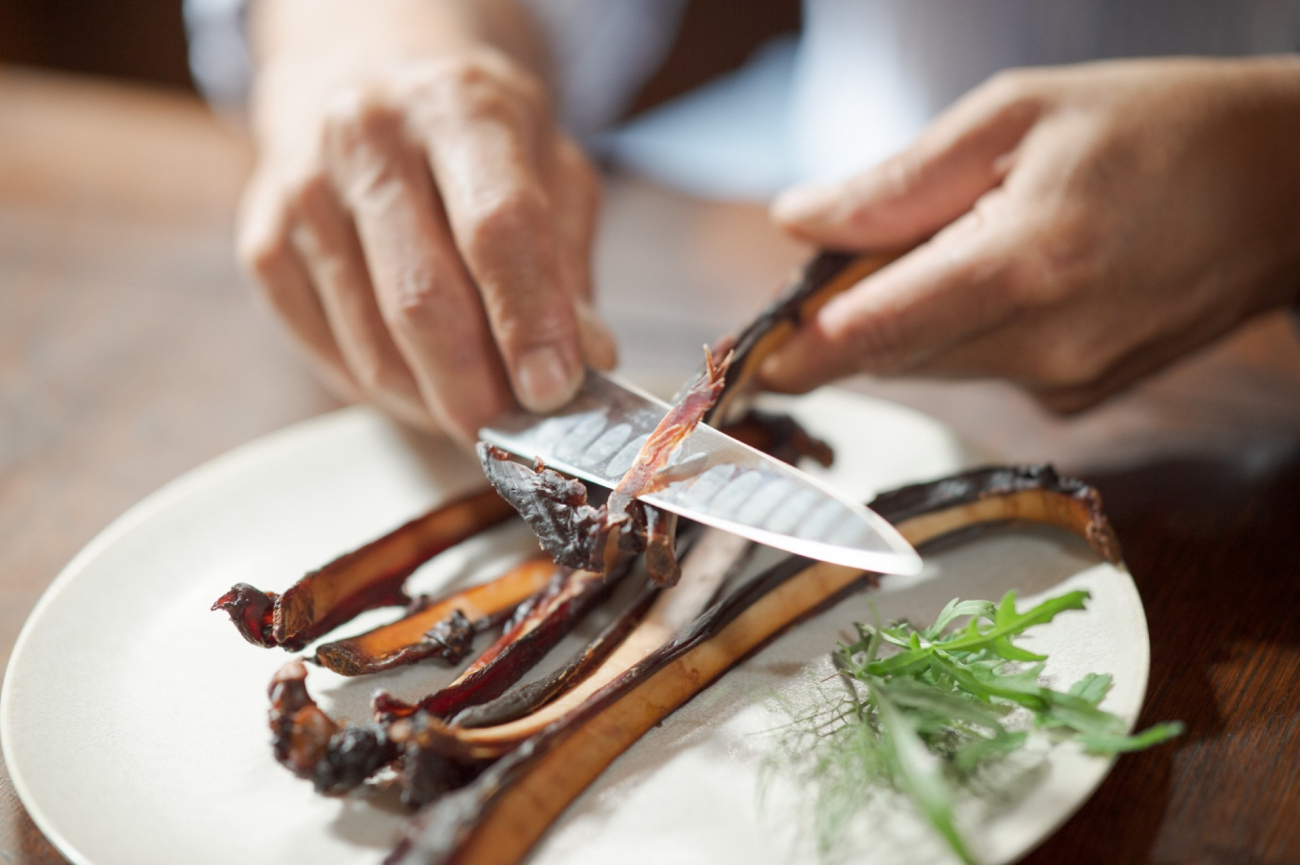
left=765, top=57, right=1300, bottom=412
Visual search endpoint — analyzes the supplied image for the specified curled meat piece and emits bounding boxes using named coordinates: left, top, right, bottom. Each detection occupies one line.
left=312, top=558, right=557, bottom=676
left=213, top=487, right=516, bottom=650
left=478, top=351, right=732, bottom=587
left=371, top=563, right=626, bottom=722
left=268, top=659, right=399, bottom=795
left=703, top=251, right=899, bottom=426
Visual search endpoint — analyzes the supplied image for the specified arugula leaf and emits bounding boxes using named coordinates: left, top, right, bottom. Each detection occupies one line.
left=937, top=590, right=1090, bottom=651
left=1079, top=721, right=1185, bottom=755
left=951, top=730, right=1028, bottom=773
left=1039, top=690, right=1128, bottom=737
left=925, top=598, right=998, bottom=640
left=1068, top=672, right=1113, bottom=705
left=872, top=686, right=977, bottom=865
left=764, top=590, right=1182, bottom=865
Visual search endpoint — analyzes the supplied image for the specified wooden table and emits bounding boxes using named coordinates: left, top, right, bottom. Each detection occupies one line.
left=2, top=67, right=1297, bottom=864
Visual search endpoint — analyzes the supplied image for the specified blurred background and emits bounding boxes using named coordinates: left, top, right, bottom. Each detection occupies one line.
left=0, top=0, right=194, bottom=90
left=0, top=0, right=799, bottom=112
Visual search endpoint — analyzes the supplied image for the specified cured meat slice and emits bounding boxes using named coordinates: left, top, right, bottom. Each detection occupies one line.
left=213, top=487, right=515, bottom=650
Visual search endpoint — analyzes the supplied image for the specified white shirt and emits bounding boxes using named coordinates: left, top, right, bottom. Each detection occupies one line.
left=792, top=0, right=1300, bottom=184
left=185, top=0, right=1300, bottom=196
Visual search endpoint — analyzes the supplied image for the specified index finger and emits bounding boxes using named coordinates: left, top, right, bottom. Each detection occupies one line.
left=412, top=67, right=583, bottom=414
left=759, top=192, right=1042, bottom=392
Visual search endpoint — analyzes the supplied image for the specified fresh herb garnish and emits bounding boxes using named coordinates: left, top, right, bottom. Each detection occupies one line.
left=764, top=590, right=1183, bottom=864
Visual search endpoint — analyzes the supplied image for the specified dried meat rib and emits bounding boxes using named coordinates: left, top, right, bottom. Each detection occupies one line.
left=268, top=659, right=398, bottom=795
left=370, top=562, right=628, bottom=722
left=446, top=583, right=660, bottom=729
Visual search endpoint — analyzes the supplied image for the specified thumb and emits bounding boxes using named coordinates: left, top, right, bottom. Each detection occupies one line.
left=772, top=77, right=1043, bottom=249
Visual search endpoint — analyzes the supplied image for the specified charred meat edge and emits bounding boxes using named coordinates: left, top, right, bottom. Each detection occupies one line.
left=385, top=465, right=1120, bottom=865
left=311, top=558, right=560, bottom=676
left=703, top=250, right=900, bottom=426
left=447, top=583, right=661, bottom=729
left=370, top=563, right=625, bottom=720
left=478, top=351, right=731, bottom=587
left=383, top=528, right=754, bottom=761
left=376, top=522, right=709, bottom=722
left=213, top=487, right=516, bottom=651
left=448, top=527, right=754, bottom=731
left=268, top=659, right=398, bottom=795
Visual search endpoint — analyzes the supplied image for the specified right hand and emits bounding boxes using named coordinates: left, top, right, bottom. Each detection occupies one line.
left=238, top=47, right=615, bottom=443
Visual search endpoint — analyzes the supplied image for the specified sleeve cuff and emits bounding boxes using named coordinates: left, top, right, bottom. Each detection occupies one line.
left=183, top=0, right=252, bottom=111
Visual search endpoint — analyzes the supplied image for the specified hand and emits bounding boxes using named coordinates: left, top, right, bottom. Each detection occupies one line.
left=238, top=8, right=614, bottom=443
left=766, top=57, right=1300, bottom=411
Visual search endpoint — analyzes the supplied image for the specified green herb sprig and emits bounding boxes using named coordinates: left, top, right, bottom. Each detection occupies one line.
left=765, top=590, right=1182, bottom=864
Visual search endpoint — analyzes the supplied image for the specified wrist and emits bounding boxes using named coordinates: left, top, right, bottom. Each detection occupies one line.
left=248, top=0, right=549, bottom=151
left=250, top=0, right=546, bottom=83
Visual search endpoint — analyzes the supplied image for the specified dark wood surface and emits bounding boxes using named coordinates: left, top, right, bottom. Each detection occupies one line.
left=1, top=67, right=1298, bottom=865
left=0, top=0, right=192, bottom=91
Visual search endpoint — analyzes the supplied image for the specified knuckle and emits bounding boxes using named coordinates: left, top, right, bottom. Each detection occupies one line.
left=853, top=153, right=923, bottom=213
left=383, top=267, right=446, bottom=329
left=440, top=54, right=500, bottom=91
left=235, top=211, right=285, bottom=280
left=283, top=168, right=333, bottom=214
left=1000, top=251, right=1055, bottom=308
left=997, top=207, right=1102, bottom=310
left=464, top=188, right=548, bottom=263
left=878, top=153, right=923, bottom=197
left=495, top=312, right=575, bottom=361
left=322, top=86, right=397, bottom=146
left=481, top=286, right=577, bottom=359
left=976, top=67, right=1047, bottom=121
left=237, top=232, right=281, bottom=283
left=402, top=53, right=543, bottom=126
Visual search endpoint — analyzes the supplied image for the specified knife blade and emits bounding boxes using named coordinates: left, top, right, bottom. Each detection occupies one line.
left=479, top=369, right=923, bottom=576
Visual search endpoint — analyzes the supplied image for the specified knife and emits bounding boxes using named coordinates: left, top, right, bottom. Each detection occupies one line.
left=479, top=368, right=923, bottom=576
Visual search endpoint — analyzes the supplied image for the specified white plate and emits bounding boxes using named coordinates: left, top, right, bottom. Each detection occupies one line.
left=1, top=390, right=1148, bottom=865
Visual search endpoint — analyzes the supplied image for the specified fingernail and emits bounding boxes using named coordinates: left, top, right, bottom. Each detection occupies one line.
left=772, top=184, right=842, bottom=225
left=517, top=345, right=581, bottom=412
